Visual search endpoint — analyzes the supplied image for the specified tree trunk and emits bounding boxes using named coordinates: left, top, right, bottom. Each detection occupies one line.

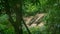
left=14, top=0, right=23, bottom=34
left=4, top=0, right=23, bottom=34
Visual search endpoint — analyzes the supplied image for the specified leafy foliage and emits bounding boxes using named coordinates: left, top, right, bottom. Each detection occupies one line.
left=1, top=0, right=60, bottom=34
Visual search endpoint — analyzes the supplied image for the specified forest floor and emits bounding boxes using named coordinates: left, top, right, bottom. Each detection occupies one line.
left=23, top=13, right=46, bottom=28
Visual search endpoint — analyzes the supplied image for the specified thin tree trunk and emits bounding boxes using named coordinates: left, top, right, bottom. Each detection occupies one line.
left=22, top=19, right=31, bottom=34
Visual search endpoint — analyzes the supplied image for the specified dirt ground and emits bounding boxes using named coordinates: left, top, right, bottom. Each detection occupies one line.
left=23, top=13, right=46, bottom=27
